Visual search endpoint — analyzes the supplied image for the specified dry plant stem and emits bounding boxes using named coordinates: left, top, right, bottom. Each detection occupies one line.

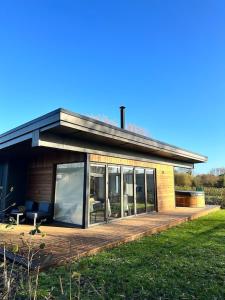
left=7, top=258, right=16, bottom=298
left=3, top=245, right=7, bottom=288
left=69, top=263, right=72, bottom=300
left=27, top=239, right=32, bottom=300
left=25, top=230, right=40, bottom=300
left=1, top=220, right=45, bottom=300
left=77, top=274, right=81, bottom=300
left=2, top=246, right=15, bottom=300
left=87, top=277, right=102, bottom=298
left=69, top=241, right=72, bottom=300
left=33, top=266, right=40, bottom=300
left=59, top=276, right=64, bottom=295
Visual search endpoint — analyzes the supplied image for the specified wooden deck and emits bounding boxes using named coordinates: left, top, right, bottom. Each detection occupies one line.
left=0, top=205, right=220, bottom=269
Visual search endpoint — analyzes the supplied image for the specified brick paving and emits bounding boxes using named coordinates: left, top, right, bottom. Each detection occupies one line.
left=0, top=205, right=220, bottom=269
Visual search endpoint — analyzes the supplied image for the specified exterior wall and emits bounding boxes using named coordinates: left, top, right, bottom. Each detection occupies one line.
left=0, top=162, right=9, bottom=211
left=7, top=160, right=27, bottom=208
left=90, top=154, right=175, bottom=212
left=26, top=150, right=84, bottom=203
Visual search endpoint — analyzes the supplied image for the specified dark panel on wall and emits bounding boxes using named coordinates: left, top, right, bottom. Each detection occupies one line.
left=0, top=162, right=8, bottom=211
left=6, top=160, right=27, bottom=208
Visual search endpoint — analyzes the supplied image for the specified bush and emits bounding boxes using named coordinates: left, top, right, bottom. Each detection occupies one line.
left=174, top=173, right=193, bottom=187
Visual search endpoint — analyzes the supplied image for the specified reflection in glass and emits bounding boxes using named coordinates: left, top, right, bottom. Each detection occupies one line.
left=136, top=168, right=146, bottom=214
left=123, top=167, right=134, bottom=216
left=108, top=166, right=121, bottom=220
left=89, top=165, right=106, bottom=224
left=54, top=162, right=84, bottom=225
left=146, top=169, right=156, bottom=212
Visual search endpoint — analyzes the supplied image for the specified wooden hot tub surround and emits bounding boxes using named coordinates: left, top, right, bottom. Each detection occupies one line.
left=175, top=190, right=205, bottom=208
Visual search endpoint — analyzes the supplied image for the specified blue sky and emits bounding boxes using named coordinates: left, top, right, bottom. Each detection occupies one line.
left=0, top=0, right=224, bottom=174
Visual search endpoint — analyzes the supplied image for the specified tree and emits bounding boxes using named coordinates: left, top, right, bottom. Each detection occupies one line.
left=217, top=174, right=225, bottom=188
left=192, top=175, right=202, bottom=187
left=89, top=114, right=118, bottom=126
left=90, top=115, right=150, bottom=136
left=199, top=174, right=218, bottom=187
left=126, top=123, right=150, bottom=137
left=174, top=172, right=193, bottom=187
left=210, top=168, right=225, bottom=176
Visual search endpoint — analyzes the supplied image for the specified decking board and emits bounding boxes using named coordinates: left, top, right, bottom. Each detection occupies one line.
left=0, top=206, right=220, bottom=269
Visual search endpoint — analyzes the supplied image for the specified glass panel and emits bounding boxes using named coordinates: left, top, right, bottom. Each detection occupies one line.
left=123, top=167, right=134, bottom=216
left=136, top=168, right=146, bottom=214
left=89, top=165, right=106, bottom=224
left=146, top=169, right=156, bottom=212
left=108, top=166, right=121, bottom=220
left=54, top=162, right=84, bottom=225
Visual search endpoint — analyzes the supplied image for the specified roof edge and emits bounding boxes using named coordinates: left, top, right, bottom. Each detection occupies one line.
left=0, top=107, right=207, bottom=163
left=0, top=109, right=61, bottom=139
left=59, top=108, right=207, bottom=162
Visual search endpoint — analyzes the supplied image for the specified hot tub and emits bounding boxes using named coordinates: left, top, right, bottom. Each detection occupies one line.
left=175, top=190, right=205, bottom=208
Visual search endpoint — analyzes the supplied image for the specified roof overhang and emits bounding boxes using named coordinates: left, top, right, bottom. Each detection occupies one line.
left=0, top=108, right=207, bottom=165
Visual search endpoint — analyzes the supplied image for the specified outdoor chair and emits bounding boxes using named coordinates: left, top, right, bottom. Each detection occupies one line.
left=26, top=202, right=53, bottom=226
left=10, top=200, right=34, bottom=224
left=10, top=200, right=34, bottom=214
left=90, top=200, right=105, bottom=223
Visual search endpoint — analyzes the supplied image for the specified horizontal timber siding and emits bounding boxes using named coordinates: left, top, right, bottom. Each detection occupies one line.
left=26, top=151, right=84, bottom=203
left=90, top=154, right=175, bottom=212
left=176, top=194, right=205, bottom=208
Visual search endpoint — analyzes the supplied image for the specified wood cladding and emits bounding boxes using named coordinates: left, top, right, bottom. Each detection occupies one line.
left=26, top=151, right=176, bottom=211
left=90, top=154, right=175, bottom=212
left=176, top=193, right=205, bottom=208
left=26, top=151, right=84, bottom=202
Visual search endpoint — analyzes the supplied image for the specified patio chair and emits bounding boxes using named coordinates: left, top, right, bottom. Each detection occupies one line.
left=26, top=201, right=53, bottom=226
left=10, top=200, right=34, bottom=214
left=10, top=200, right=34, bottom=224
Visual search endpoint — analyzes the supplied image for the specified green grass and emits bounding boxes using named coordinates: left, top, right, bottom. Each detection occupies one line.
left=38, top=210, right=225, bottom=299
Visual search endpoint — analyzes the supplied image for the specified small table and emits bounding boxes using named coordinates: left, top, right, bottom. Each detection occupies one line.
left=11, top=212, right=24, bottom=225
left=26, top=212, right=39, bottom=227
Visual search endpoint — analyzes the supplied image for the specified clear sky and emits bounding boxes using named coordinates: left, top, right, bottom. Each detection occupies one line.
left=0, top=1, right=224, bottom=174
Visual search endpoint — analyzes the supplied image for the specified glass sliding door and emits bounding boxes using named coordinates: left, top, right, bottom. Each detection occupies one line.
left=146, top=169, right=156, bottom=212
left=89, top=165, right=106, bottom=224
left=123, top=167, right=134, bottom=216
left=108, top=166, right=121, bottom=220
left=54, top=162, right=84, bottom=225
left=136, top=168, right=146, bottom=214
left=88, top=164, right=156, bottom=226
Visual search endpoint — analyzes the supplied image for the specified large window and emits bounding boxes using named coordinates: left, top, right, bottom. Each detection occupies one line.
left=89, top=165, right=106, bottom=224
left=54, top=162, right=84, bottom=225
left=123, top=167, right=134, bottom=216
left=89, top=164, right=156, bottom=225
left=108, top=166, right=121, bottom=220
left=136, top=168, right=146, bottom=214
left=146, top=169, right=156, bottom=212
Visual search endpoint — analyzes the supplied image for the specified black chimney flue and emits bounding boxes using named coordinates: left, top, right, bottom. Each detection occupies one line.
left=120, top=106, right=126, bottom=129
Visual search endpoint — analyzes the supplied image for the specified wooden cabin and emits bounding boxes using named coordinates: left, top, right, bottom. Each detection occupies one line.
left=0, top=108, right=207, bottom=228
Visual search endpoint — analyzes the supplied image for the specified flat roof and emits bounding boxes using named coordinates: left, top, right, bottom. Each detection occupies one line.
left=0, top=108, right=207, bottom=164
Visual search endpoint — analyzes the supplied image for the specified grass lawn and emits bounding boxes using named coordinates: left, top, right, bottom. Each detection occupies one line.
left=38, top=210, right=225, bottom=299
